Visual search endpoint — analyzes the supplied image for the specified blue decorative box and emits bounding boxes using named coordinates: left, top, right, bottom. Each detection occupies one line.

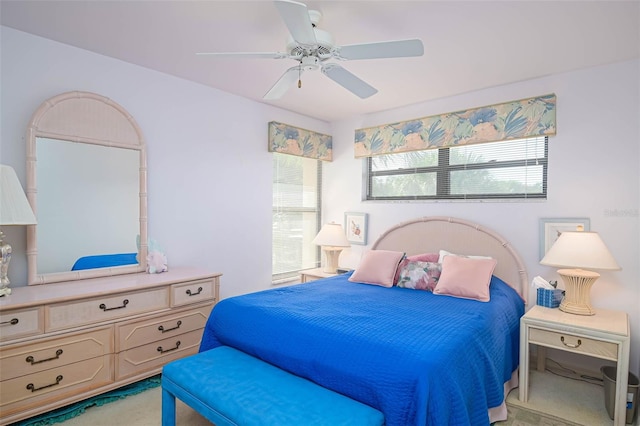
left=536, top=288, right=564, bottom=308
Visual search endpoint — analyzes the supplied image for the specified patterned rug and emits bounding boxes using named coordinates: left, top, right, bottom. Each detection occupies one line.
left=10, top=375, right=162, bottom=426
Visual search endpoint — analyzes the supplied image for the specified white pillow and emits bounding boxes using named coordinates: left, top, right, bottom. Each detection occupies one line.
left=438, top=249, right=493, bottom=264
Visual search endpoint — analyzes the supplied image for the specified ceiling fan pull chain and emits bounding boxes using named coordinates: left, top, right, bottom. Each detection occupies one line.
left=298, top=65, right=302, bottom=88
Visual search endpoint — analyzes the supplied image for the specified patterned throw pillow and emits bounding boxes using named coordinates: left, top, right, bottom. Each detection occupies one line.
left=396, top=261, right=442, bottom=291
left=393, top=253, right=440, bottom=285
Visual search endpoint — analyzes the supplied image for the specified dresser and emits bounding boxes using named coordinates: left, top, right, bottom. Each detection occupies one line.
left=0, top=267, right=220, bottom=425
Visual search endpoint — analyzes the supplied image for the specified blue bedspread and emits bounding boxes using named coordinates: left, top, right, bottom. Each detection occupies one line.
left=200, top=272, right=524, bottom=426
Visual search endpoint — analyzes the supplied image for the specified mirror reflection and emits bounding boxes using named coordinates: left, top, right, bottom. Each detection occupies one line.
left=36, top=137, right=139, bottom=274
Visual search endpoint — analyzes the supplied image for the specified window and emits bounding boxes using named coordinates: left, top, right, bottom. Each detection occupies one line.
left=272, top=153, right=322, bottom=282
left=366, top=136, right=547, bottom=200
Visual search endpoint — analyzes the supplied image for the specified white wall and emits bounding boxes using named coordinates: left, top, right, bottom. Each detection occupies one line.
left=0, top=26, right=330, bottom=297
left=325, top=59, right=640, bottom=375
left=1, top=26, right=638, bottom=375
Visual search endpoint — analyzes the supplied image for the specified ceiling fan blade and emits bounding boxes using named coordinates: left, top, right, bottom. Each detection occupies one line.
left=337, top=39, right=424, bottom=60
left=274, top=0, right=317, bottom=46
left=264, top=66, right=303, bottom=100
left=321, top=63, right=377, bottom=99
left=196, top=52, right=289, bottom=59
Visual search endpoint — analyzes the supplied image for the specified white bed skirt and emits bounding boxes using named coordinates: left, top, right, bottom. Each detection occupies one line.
left=488, top=368, right=519, bottom=423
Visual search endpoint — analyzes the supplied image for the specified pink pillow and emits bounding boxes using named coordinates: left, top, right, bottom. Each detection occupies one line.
left=394, top=253, right=440, bottom=284
left=349, top=250, right=406, bottom=287
left=433, top=255, right=497, bottom=301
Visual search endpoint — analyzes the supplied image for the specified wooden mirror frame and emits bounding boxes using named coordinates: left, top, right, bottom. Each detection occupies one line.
left=26, top=91, right=148, bottom=285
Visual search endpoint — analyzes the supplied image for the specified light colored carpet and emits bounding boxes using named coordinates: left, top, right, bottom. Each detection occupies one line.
left=505, top=369, right=622, bottom=426
left=57, top=386, right=210, bottom=426
left=46, top=369, right=624, bottom=426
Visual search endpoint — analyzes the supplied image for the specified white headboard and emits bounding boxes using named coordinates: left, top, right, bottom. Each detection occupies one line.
left=371, top=216, right=528, bottom=303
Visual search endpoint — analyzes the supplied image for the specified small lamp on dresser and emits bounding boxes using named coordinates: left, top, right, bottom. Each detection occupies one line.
left=540, top=230, right=620, bottom=315
left=312, top=222, right=350, bottom=274
left=0, top=164, right=37, bottom=296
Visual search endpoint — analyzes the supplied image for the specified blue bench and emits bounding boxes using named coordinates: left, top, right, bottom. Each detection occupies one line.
left=161, top=346, right=384, bottom=426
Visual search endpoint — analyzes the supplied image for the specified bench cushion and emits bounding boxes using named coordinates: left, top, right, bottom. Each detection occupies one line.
left=162, top=346, right=384, bottom=426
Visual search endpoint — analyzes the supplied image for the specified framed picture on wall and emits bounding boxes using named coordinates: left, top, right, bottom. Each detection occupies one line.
left=539, top=217, right=590, bottom=259
left=344, top=212, right=368, bottom=245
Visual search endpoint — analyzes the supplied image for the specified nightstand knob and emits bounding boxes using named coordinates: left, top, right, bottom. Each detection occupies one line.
left=560, top=336, right=581, bottom=348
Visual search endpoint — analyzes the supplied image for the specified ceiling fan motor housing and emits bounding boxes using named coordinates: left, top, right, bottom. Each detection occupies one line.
left=286, top=9, right=334, bottom=60
left=287, top=29, right=334, bottom=59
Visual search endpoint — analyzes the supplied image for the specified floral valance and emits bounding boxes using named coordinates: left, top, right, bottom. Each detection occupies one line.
left=354, top=94, right=556, bottom=158
left=269, top=121, right=332, bottom=161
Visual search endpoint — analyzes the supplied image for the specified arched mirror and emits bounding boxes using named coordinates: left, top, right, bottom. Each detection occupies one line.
left=26, top=91, right=148, bottom=285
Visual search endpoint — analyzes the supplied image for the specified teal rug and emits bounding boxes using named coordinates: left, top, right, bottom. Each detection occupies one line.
left=11, top=375, right=162, bottom=426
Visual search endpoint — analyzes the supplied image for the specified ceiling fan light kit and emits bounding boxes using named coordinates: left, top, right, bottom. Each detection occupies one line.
left=198, top=0, right=424, bottom=100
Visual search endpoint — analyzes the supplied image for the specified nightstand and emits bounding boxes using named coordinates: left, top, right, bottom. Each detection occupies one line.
left=300, top=268, right=337, bottom=283
left=519, top=305, right=630, bottom=425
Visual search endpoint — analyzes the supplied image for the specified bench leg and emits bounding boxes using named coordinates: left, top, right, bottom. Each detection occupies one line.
left=162, top=387, right=177, bottom=426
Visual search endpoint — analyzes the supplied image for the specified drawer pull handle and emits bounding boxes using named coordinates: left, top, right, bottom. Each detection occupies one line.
left=26, top=349, right=63, bottom=365
left=560, top=336, right=582, bottom=348
left=158, top=320, right=182, bottom=333
left=157, top=341, right=181, bottom=354
left=186, top=287, right=203, bottom=297
left=1, top=318, right=19, bottom=326
left=26, top=375, right=63, bottom=392
left=99, top=299, right=129, bottom=311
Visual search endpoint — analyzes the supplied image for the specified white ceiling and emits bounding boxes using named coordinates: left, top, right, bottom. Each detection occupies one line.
left=2, top=1, right=639, bottom=122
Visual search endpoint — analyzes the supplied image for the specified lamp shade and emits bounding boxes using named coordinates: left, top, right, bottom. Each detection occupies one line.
left=312, top=223, right=350, bottom=248
left=540, top=231, right=620, bottom=271
left=0, top=165, right=37, bottom=225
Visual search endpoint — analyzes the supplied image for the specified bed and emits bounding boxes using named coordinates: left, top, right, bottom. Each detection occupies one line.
left=200, top=216, right=528, bottom=425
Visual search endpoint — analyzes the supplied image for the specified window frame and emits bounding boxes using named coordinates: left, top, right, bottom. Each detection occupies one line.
left=271, top=154, right=322, bottom=283
left=366, top=136, right=548, bottom=201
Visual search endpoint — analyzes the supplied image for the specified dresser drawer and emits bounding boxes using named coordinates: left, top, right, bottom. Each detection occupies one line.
left=0, top=327, right=113, bottom=381
left=0, top=307, right=44, bottom=342
left=116, top=304, right=213, bottom=351
left=116, top=329, right=202, bottom=380
left=171, top=278, right=216, bottom=307
left=529, top=327, right=618, bottom=361
left=46, top=288, right=170, bottom=332
left=0, top=354, right=112, bottom=417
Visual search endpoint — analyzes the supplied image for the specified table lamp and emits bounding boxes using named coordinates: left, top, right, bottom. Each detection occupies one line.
left=312, top=222, right=350, bottom=274
left=540, top=231, right=620, bottom=315
left=0, top=165, right=37, bottom=296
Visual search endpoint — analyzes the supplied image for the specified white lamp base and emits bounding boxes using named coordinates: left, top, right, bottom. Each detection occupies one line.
left=321, top=247, right=343, bottom=274
left=557, top=268, right=599, bottom=316
left=1, top=231, right=13, bottom=297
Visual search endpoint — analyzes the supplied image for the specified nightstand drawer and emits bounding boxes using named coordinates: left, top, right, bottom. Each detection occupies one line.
left=529, top=327, right=618, bottom=361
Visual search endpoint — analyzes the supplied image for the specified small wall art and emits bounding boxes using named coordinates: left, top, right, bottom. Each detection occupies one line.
left=344, top=212, right=368, bottom=245
left=539, top=217, right=590, bottom=259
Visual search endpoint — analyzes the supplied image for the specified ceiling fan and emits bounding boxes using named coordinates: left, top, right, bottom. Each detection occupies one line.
left=197, top=0, right=424, bottom=100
